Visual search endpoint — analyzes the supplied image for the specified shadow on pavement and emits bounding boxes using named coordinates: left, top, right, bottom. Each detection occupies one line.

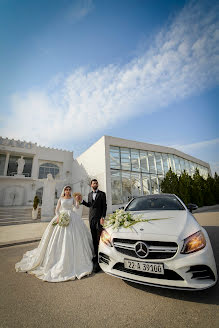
left=124, top=226, right=219, bottom=305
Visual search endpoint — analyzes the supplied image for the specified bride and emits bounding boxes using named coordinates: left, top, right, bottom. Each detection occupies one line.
left=15, top=185, right=94, bottom=282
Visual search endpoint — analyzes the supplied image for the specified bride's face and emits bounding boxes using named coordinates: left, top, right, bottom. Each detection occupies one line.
left=64, top=187, right=71, bottom=197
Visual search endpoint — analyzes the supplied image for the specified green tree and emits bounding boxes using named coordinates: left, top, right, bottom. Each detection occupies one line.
left=191, top=169, right=205, bottom=207
left=203, top=174, right=215, bottom=205
left=33, top=195, right=39, bottom=210
left=178, top=171, right=192, bottom=205
left=214, top=172, right=219, bottom=204
left=161, top=168, right=179, bottom=195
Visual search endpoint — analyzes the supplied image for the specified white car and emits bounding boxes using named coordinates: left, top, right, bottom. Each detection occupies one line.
left=99, top=194, right=218, bottom=290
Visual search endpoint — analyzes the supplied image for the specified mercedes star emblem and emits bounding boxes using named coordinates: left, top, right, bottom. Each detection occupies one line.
left=135, top=241, right=149, bottom=258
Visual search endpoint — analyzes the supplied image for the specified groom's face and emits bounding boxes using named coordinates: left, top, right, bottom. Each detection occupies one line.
left=91, top=181, right=98, bottom=190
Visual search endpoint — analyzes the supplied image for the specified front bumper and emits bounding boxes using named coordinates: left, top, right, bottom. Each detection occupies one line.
left=98, top=234, right=218, bottom=291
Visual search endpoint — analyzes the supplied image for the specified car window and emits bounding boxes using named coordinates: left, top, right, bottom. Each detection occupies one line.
left=126, top=196, right=185, bottom=211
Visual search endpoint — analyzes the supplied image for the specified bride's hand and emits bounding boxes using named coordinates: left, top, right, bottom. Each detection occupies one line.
left=56, top=216, right=59, bottom=223
left=75, top=195, right=82, bottom=203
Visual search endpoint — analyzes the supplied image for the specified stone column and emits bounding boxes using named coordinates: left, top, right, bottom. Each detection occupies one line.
left=31, top=155, right=39, bottom=179
left=3, top=153, right=10, bottom=176
left=41, top=173, right=56, bottom=222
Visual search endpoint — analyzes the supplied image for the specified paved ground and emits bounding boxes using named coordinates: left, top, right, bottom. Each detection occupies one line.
left=0, top=211, right=219, bottom=328
left=0, top=219, right=89, bottom=247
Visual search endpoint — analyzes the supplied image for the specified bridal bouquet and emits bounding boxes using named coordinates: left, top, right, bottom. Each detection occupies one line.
left=73, top=192, right=82, bottom=201
left=52, top=212, right=70, bottom=227
left=104, top=209, right=169, bottom=230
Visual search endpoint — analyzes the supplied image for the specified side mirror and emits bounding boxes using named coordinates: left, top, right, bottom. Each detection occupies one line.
left=187, top=203, right=198, bottom=213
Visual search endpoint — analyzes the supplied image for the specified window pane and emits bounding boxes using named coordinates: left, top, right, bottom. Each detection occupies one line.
left=111, top=170, right=122, bottom=205
left=131, top=172, right=141, bottom=197
left=162, top=154, right=169, bottom=174
left=140, top=151, right=149, bottom=172
left=158, top=175, right=164, bottom=193
left=150, top=175, right=159, bottom=194
left=189, top=162, right=195, bottom=177
left=23, top=157, right=33, bottom=177
left=110, top=146, right=120, bottom=169
left=155, top=152, right=163, bottom=175
left=120, top=148, right=131, bottom=171
left=168, top=154, right=176, bottom=173
left=180, top=158, right=186, bottom=173
left=173, top=155, right=181, bottom=176
left=148, top=152, right=156, bottom=174
left=38, top=163, right=60, bottom=179
left=203, top=167, right=209, bottom=179
left=0, top=154, right=6, bottom=175
left=7, top=155, right=20, bottom=176
left=122, top=171, right=132, bottom=203
left=185, top=160, right=191, bottom=174
left=142, top=173, right=151, bottom=195
left=131, top=149, right=140, bottom=172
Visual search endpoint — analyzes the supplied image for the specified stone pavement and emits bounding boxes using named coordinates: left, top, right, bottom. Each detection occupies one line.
left=0, top=212, right=219, bottom=328
left=0, top=218, right=90, bottom=248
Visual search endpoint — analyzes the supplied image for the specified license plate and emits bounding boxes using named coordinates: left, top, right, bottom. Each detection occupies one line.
left=124, top=259, right=164, bottom=274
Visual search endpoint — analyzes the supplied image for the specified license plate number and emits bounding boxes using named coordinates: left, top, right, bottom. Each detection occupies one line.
left=124, top=259, right=164, bottom=274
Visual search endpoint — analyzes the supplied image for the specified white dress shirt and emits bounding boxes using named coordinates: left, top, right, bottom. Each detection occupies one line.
left=92, top=189, right=98, bottom=201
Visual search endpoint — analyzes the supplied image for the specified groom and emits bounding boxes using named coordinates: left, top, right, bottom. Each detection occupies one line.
left=81, top=179, right=107, bottom=272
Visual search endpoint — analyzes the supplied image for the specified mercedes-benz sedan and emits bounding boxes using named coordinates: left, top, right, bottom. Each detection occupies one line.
left=98, top=194, right=218, bottom=290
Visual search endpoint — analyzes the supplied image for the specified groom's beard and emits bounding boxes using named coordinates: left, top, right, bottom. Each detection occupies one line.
left=92, top=186, right=98, bottom=190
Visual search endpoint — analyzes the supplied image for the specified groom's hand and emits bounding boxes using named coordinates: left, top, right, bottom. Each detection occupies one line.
left=100, top=218, right=104, bottom=226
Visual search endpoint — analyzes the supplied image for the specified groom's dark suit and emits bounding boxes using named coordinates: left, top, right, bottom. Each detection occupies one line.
left=82, top=190, right=107, bottom=258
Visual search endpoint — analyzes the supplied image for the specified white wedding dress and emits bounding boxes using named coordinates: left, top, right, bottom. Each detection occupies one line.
left=15, top=197, right=94, bottom=282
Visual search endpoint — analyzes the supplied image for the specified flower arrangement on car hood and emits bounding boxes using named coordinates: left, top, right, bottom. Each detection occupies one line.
left=104, top=209, right=170, bottom=230
left=52, top=212, right=70, bottom=227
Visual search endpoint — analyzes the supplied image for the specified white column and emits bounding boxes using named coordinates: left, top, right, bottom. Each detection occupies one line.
left=3, top=153, right=10, bottom=176
left=31, top=155, right=39, bottom=178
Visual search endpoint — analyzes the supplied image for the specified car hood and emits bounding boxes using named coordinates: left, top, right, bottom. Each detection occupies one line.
left=107, top=210, right=201, bottom=241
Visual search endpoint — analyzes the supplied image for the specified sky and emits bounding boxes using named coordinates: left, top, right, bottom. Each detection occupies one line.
left=0, top=0, right=219, bottom=174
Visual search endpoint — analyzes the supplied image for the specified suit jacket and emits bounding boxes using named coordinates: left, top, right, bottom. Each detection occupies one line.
left=82, top=190, right=107, bottom=222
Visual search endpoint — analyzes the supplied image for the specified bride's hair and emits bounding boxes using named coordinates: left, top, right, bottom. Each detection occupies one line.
left=61, top=185, right=72, bottom=197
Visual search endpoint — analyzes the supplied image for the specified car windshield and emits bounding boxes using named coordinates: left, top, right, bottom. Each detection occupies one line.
left=125, top=196, right=185, bottom=211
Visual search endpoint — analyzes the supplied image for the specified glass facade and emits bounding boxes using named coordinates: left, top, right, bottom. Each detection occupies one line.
left=110, top=146, right=210, bottom=205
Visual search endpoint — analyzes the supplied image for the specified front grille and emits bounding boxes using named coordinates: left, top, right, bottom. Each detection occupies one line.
left=113, top=262, right=184, bottom=281
left=99, top=252, right=110, bottom=265
left=113, top=238, right=178, bottom=260
left=186, top=265, right=216, bottom=281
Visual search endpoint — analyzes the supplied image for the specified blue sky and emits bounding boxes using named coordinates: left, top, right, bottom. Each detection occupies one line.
left=0, top=0, right=219, bottom=174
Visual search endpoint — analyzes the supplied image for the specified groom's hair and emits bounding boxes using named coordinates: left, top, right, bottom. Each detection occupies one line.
left=90, top=179, right=98, bottom=185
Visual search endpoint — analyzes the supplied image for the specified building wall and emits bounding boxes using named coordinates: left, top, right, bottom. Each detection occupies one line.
left=0, top=137, right=74, bottom=206
left=74, top=136, right=107, bottom=200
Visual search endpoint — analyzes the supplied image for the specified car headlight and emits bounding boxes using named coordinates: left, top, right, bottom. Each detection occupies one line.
left=100, top=229, right=112, bottom=247
left=181, top=230, right=206, bottom=254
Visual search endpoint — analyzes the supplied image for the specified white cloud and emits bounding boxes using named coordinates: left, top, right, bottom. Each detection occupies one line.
left=169, top=138, right=219, bottom=175
left=170, top=138, right=219, bottom=152
left=1, top=0, right=219, bottom=147
left=66, top=0, right=94, bottom=23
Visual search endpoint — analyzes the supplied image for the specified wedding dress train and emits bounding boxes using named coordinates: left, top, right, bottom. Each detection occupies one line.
left=15, top=197, right=94, bottom=282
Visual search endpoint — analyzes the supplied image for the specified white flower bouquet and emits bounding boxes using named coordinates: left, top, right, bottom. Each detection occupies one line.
left=52, top=212, right=70, bottom=227
left=104, top=209, right=170, bottom=230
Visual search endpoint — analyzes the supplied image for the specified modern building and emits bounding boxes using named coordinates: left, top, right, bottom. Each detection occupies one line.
left=74, top=136, right=211, bottom=213
left=0, top=135, right=211, bottom=215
